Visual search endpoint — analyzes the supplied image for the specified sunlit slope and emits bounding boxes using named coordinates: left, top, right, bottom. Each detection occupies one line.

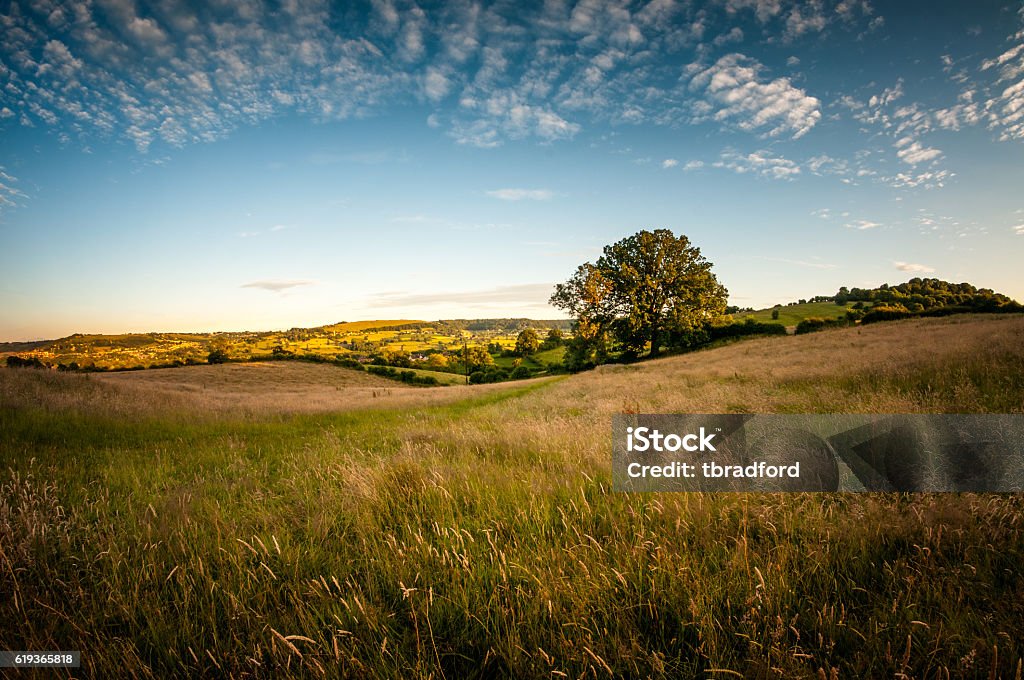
left=1, top=314, right=1022, bottom=678
left=533, top=313, right=1024, bottom=417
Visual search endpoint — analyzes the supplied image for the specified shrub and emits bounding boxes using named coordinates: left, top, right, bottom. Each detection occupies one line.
left=6, top=356, right=46, bottom=369
left=207, top=349, right=229, bottom=364
left=795, top=317, right=848, bottom=334
left=708, top=319, right=787, bottom=341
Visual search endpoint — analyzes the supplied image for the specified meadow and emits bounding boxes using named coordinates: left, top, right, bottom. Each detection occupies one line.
left=1, top=314, right=1023, bottom=678
left=735, top=301, right=856, bottom=328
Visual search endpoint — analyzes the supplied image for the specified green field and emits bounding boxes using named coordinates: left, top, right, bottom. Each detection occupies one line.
left=388, top=365, right=469, bottom=386
left=2, top=315, right=1023, bottom=677
left=737, top=301, right=856, bottom=327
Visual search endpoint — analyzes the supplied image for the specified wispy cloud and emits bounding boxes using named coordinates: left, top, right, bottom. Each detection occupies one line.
left=845, top=219, right=882, bottom=230
left=712, top=149, right=800, bottom=180
left=241, top=279, right=316, bottom=293
left=369, top=283, right=554, bottom=308
left=894, top=261, right=935, bottom=273
left=485, top=188, right=555, bottom=201
left=0, top=168, right=27, bottom=217
left=661, top=158, right=679, bottom=169
left=1013, top=223, right=1024, bottom=235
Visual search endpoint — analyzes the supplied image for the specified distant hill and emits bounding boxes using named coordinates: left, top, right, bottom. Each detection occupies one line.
left=0, top=319, right=569, bottom=372
left=735, top=301, right=854, bottom=327
left=735, top=278, right=1022, bottom=329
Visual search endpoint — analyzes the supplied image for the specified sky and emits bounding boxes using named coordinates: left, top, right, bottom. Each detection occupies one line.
left=1, top=0, right=1023, bottom=341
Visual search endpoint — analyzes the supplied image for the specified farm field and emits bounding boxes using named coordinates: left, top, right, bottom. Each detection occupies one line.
left=1, top=314, right=1023, bottom=677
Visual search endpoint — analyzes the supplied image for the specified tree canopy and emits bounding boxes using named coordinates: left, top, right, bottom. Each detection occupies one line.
left=550, top=229, right=727, bottom=367
left=514, top=328, right=540, bottom=356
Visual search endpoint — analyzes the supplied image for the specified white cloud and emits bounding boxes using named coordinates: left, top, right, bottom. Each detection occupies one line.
left=893, top=261, right=935, bottom=273
left=712, top=148, right=800, bottom=180
left=661, top=158, right=678, bottom=169
left=423, top=67, right=451, bottom=102
left=485, top=188, right=555, bottom=201
left=845, top=219, right=882, bottom=230
left=688, top=53, right=821, bottom=139
left=0, top=0, right=886, bottom=161
left=784, top=3, right=827, bottom=40
left=241, top=279, right=316, bottom=292
left=723, top=0, right=784, bottom=24
left=370, top=283, right=555, bottom=308
left=682, top=160, right=705, bottom=170
left=0, top=167, right=27, bottom=217
left=896, top=140, right=942, bottom=165
left=1013, top=223, right=1024, bottom=235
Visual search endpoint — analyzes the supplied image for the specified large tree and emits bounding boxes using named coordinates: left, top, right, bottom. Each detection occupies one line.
left=550, top=229, right=727, bottom=360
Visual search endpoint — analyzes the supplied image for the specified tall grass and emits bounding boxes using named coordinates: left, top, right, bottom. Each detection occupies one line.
left=1, top=315, right=1023, bottom=677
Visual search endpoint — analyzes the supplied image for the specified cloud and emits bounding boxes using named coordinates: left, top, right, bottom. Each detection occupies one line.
left=423, top=67, right=452, bottom=102
left=845, top=219, right=882, bottom=230
left=485, top=188, right=555, bottom=201
left=688, top=54, right=821, bottom=139
left=369, top=283, right=555, bottom=308
left=896, top=140, right=943, bottom=165
left=0, top=0, right=886, bottom=161
left=0, top=167, right=27, bottom=217
left=661, top=158, right=678, bottom=169
left=723, top=0, right=784, bottom=24
left=784, top=3, right=827, bottom=40
left=712, top=149, right=800, bottom=180
left=893, top=261, right=935, bottom=273
left=241, top=279, right=315, bottom=292
left=1014, top=223, right=1024, bottom=235
left=682, top=160, right=705, bottom=170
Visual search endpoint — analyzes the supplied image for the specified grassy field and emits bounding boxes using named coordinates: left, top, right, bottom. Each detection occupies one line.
left=1, top=314, right=1023, bottom=677
left=736, top=301, right=855, bottom=328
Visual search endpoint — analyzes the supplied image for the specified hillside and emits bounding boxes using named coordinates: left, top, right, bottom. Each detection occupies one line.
left=0, top=319, right=567, bottom=373
left=2, top=314, right=1022, bottom=677
left=735, top=300, right=854, bottom=327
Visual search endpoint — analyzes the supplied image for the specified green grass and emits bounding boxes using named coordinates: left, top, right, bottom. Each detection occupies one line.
left=493, top=347, right=566, bottom=371
left=395, top=366, right=468, bottom=385
left=2, top=316, right=1023, bottom=678
left=737, top=301, right=855, bottom=327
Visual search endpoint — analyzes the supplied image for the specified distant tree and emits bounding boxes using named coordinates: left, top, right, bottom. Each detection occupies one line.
left=207, top=348, right=229, bottom=364
left=540, top=328, right=564, bottom=350
left=550, top=229, right=727, bottom=360
left=515, top=328, right=541, bottom=356
left=771, top=308, right=780, bottom=320
left=510, top=365, right=531, bottom=380
left=463, top=346, right=493, bottom=372
left=424, top=353, right=449, bottom=370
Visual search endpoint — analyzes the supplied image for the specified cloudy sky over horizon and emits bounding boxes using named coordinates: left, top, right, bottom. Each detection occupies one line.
left=1, top=0, right=1023, bottom=340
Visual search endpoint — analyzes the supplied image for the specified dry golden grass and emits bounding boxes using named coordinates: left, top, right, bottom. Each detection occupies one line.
left=543, top=313, right=1024, bottom=416
left=1, top=360, right=548, bottom=417
left=2, top=314, right=1024, bottom=678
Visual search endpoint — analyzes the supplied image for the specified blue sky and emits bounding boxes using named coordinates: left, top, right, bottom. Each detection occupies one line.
left=1, top=0, right=1023, bottom=340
